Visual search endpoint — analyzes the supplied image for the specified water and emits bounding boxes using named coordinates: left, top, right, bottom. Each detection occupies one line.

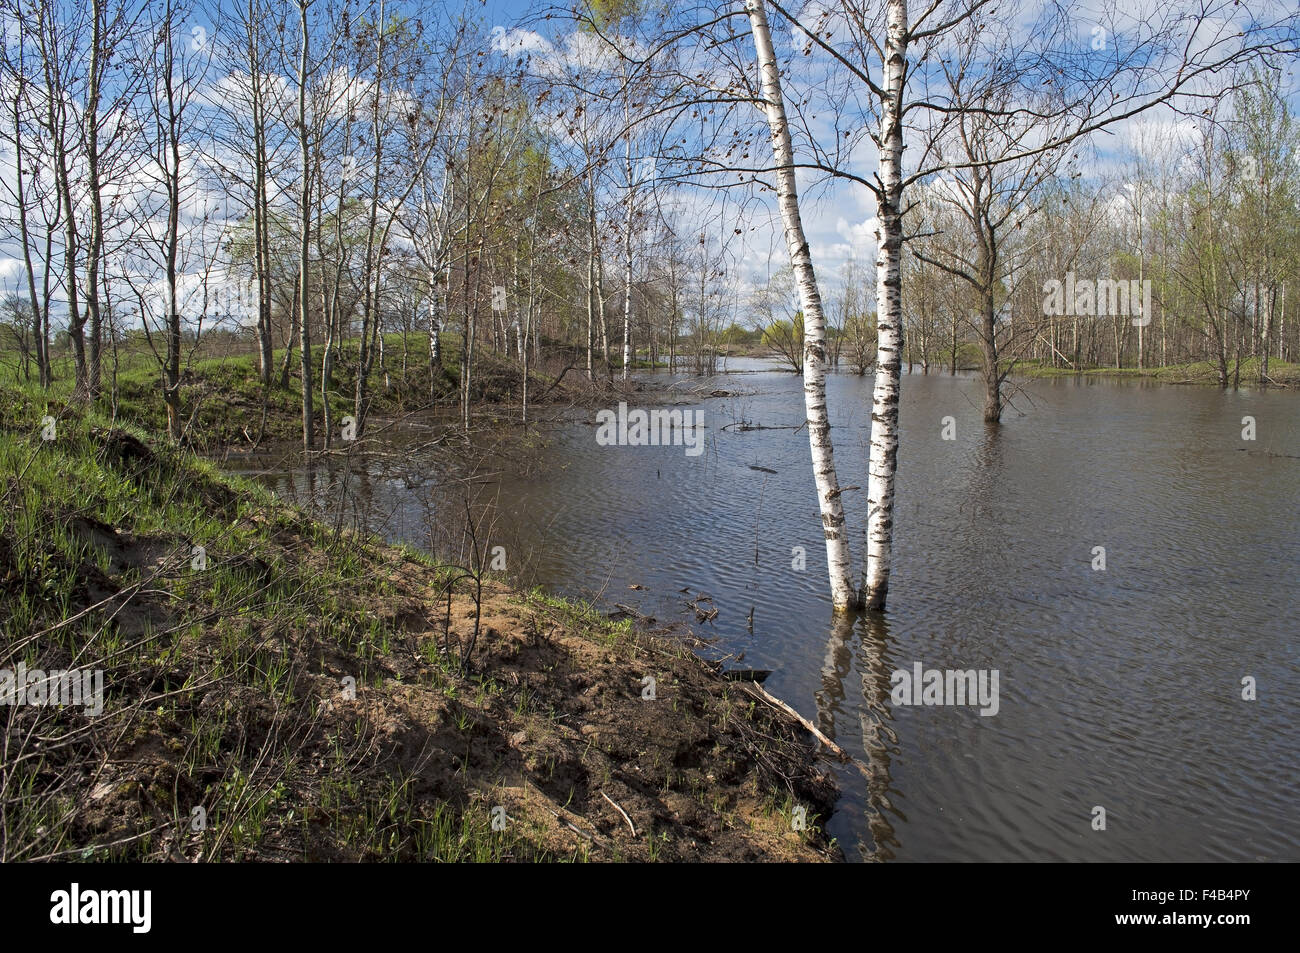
left=228, top=360, right=1300, bottom=861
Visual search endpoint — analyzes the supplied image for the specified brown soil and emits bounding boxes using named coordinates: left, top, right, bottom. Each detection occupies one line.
left=3, top=418, right=841, bottom=862
left=74, top=564, right=843, bottom=861
left=358, top=576, right=843, bottom=861
left=41, top=527, right=842, bottom=863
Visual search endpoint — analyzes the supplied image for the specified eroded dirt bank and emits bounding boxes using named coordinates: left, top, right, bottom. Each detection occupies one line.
left=0, top=393, right=841, bottom=861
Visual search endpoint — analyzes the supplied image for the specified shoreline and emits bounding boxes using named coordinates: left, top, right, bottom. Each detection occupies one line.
left=0, top=391, right=842, bottom=862
left=1010, top=358, right=1300, bottom=388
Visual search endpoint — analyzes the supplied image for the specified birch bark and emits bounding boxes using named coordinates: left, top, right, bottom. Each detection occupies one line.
left=745, top=0, right=859, bottom=609
left=296, top=0, right=315, bottom=450
left=864, top=0, right=908, bottom=610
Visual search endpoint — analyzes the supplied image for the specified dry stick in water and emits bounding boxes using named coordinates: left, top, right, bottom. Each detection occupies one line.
left=739, top=681, right=877, bottom=784
left=743, top=670, right=873, bottom=774
left=738, top=682, right=847, bottom=760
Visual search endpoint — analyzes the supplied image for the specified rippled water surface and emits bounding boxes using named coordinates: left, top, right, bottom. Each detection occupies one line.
left=231, top=361, right=1300, bottom=861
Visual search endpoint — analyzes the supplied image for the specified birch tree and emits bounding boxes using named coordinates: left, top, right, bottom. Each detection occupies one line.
left=745, top=0, right=858, bottom=608
left=293, top=0, right=315, bottom=450
left=30, top=0, right=89, bottom=397
left=738, top=0, right=1298, bottom=609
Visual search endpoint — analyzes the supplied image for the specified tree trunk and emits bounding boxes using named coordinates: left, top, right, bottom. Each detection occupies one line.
left=597, top=233, right=610, bottom=378
left=949, top=313, right=958, bottom=375
left=163, top=11, right=183, bottom=442
left=1260, top=281, right=1272, bottom=383
left=622, top=113, right=634, bottom=381
left=354, top=0, right=386, bottom=438
left=980, top=299, right=1000, bottom=422
left=747, top=0, right=859, bottom=610
left=862, top=0, right=908, bottom=611
left=38, top=10, right=85, bottom=398
left=248, top=0, right=274, bottom=386
left=85, top=0, right=106, bottom=400
left=12, top=72, right=48, bottom=388
left=586, top=183, right=597, bottom=382
left=279, top=287, right=298, bottom=389
left=428, top=280, right=441, bottom=399
left=296, top=0, right=314, bottom=450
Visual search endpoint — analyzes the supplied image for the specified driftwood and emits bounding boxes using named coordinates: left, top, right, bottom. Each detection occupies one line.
left=737, top=681, right=850, bottom=762
left=1237, top=448, right=1300, bottom=460
left=611, top=603, right=656, bottom=624
left=537, top=361, right=578, bottom=401
left=737, top=682, right=879, bottom=784
left=721, top=669, right=772, bottom=683
left=721, top=422, right=800, bottom=433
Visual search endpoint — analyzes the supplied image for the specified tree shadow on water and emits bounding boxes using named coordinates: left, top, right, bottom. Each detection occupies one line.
left=816, top=610, right=905, bottom=862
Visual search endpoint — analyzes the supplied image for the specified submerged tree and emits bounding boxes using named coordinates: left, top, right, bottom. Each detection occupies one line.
left=739, top=0, right=1299, bottom=610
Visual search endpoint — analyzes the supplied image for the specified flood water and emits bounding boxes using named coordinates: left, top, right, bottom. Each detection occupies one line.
left=227, top=359, right=1300, bottom=862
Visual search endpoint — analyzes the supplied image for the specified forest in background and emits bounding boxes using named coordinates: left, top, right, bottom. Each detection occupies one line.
left=2, top=1, right=1297, bottom=438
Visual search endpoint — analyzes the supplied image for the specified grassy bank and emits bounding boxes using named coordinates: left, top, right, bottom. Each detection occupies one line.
left=2, top=331, right=565, bottom=450
left=1014, top=357, right=1300, bottom=387
left=0, top=388, right=841, bottom=862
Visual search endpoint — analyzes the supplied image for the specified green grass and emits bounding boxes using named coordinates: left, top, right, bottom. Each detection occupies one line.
left=522, top=587, right=634, bottom=647
left=1015, top=356, right=1300, bottom=385
left=904, top=341, right=984, bottom=371
left=0, top=385, right=566, bottom=861
left=0, top=329, right=555, bottom=448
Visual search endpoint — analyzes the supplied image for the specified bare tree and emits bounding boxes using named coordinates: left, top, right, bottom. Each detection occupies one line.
left=736, top=0, right=1299, bottom=608
left=134, top=0, right=213, bottom=440
left=746, top=0, right=858, bottom=608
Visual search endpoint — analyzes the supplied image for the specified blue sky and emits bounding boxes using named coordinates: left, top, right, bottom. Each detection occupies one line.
left=1, top=0, right=1295, bottom=329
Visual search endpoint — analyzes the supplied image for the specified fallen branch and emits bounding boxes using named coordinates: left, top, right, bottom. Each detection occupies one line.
left=546, top=807, right=594, bottom=841
left=612, top=602, right=654, bottom=622
left=738, top=682, right=879, bottom=786
left=721, top=422, right=800, bottom=433
left=600, top=790, right=637, bottom=837
left=738, top=681, right=849, bottom=762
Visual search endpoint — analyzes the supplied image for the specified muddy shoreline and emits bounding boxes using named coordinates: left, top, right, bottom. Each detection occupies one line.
left=0, top=394, right=842, bottom=861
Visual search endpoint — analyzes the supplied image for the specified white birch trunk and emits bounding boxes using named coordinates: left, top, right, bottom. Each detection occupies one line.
left=622, top=141, right=634, bottom=381
left=296, top=0, right=314, bottom=450
left=428, top=284, right=440, bottom=393
left=864, top=0, right=908, bottom=610
left=746, top=0, right=859, bottom=609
